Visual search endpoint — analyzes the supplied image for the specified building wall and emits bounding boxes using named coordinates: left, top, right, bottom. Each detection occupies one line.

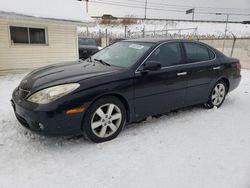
left=0, top=18, right=78, bottom=71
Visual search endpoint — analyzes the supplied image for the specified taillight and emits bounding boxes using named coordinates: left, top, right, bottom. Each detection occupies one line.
left=236, top=63, right=241, bottom=70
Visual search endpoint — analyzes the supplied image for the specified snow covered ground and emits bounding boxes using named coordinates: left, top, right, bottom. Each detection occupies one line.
left=81, top=19, right=250, bottom=38
left=0, top=70, right=250, bottom=188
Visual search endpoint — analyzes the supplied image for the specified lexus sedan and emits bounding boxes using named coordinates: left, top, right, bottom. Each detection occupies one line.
left=11, top=39, right=241, bottom=143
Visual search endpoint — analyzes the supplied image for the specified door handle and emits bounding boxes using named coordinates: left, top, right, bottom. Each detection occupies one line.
left=213, top=66, right=221, bottom=70
left=177, top=72, right=187, bottom=76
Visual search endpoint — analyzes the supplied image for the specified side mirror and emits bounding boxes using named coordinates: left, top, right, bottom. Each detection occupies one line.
left=142, top=61, right=162, bottom=72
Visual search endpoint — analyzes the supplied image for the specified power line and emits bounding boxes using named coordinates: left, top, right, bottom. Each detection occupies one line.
left=91, top=0, right=250, bottom=16
left=126, top=0, right=250, bottom=12
left=93, top=0, right=250, bottom=14
left=195, top=12, right=250, bottom=16
left=92, top=0, right=189, bottom=11
left=90, top=0, right=186, bottom=13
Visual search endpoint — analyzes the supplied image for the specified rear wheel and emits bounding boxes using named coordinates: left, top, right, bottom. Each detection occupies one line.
left=204, top=80, right=227, bottom=108
left=83, top=96, right=126, bottom=143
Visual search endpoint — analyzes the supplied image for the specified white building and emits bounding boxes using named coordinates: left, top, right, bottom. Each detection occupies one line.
left=0, top=0, right=94, bottom=72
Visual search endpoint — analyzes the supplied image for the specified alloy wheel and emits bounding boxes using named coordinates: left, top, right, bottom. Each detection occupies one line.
left=211, top=83, right=226, bottom=106
left=91, top=103, right=122, bottom=138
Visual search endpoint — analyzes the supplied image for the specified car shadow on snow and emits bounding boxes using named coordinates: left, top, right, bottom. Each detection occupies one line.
left=19, top=103, right=218, bottom=148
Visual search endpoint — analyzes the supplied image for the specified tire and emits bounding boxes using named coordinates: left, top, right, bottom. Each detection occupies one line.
left=204, top=80, right=228, bottom=109
left=82, top=96, right=126, bottom=143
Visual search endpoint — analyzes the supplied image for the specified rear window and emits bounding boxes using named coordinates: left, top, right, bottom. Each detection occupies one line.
left=184, top=43, right=210, bottom=63
left=78, top=38, right=96, bottom=46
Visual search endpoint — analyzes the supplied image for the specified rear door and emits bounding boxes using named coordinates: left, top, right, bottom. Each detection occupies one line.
left=182, top=42, right=217, bottom=105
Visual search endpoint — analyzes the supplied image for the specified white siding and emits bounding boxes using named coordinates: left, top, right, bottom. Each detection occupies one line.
left=0, top=18, right=78, bottom=71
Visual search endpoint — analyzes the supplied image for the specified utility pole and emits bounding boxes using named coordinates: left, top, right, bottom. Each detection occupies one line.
left=105, top=28, right=108, bottom=47
left=216, top=13, right=229, bottom=52
left=144, top=0, right=148, bottom=19
left=125, top=25, right=127, bottom=38
left=192, top=8, right=195, bottom=21
left=143, top=0, right=148, bottom=38
left=224, top=14, right=229, bottom=39
left=86, top=0, right=89, bottom=36
left=186, top=8, right=195, bottom=21
left=78, top=0, right=89, bottom=36
left=86, top=0, right=89, bottom=13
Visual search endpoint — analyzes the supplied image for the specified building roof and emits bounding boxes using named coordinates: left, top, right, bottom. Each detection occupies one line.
left=0, top=0, right=94, bottom=26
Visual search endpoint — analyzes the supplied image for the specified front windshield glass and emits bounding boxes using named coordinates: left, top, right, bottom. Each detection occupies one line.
left=91, top=41, right=153, bottom=68
left=78, top=38, right=96, bottom=46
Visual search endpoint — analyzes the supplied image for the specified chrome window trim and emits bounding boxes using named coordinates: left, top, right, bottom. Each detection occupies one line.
left=135, top=41, right=217, bottom=74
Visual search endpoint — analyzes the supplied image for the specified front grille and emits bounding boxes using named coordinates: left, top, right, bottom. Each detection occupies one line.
left=19, top=87, right=30, bottom=99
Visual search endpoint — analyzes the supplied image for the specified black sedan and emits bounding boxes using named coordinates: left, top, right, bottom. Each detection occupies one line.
left=78, top=37, right=100, bottom=60
left=11, top=39, right=241, bottom=143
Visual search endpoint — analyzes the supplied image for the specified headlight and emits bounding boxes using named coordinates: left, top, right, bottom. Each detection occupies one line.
left=27, top=83, right=80, bottom=104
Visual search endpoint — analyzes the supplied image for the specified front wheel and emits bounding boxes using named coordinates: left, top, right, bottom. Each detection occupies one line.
left=204, top=80, right=228, bottom=108
left=83, top=96, right=126, bottom=143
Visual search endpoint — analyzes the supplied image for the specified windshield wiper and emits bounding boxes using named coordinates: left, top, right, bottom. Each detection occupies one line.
left=94, top=58, right=110, bottom=66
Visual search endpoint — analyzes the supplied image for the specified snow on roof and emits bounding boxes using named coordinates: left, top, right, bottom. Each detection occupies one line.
left=0, top=0, right=94, bottom=25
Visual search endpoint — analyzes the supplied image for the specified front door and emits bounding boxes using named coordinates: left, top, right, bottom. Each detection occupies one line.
left=133, top=42, right=188, bottom=119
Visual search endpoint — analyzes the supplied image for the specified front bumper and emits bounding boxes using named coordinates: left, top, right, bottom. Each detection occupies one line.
left=11, top=89, right=84, bottom=136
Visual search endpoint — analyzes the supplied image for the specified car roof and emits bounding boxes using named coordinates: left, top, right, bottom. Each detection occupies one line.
left=123, top=38, right=225, bottom=57
left=123, top=38, right=193, bottom=44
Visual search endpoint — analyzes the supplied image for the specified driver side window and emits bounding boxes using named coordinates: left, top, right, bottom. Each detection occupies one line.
left=148, top=42, right=183, bottom=67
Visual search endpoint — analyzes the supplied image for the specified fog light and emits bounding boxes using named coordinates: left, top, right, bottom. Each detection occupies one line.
left=38, top=123, right=45, bottom=130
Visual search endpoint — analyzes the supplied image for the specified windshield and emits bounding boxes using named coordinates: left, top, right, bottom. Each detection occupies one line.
left=78, top=38, right=96, bottom=46
left=91, top=41, right=153, bottom=68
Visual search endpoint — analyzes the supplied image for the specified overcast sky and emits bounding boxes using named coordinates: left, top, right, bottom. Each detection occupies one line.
left=84, top=0, right=250, bottom=22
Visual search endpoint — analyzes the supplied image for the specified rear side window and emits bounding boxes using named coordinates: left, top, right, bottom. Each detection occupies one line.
left=148, top=42, right=183, bottom=67
left=208, top=48, right=215, bottom=59
left=184, top=43, right=210, bottom=63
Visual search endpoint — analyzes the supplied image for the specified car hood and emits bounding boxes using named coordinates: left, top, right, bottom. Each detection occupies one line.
left=19, top=61, right=121, bottom=92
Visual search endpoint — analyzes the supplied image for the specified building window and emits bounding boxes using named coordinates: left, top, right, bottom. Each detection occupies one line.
left=10, top=26, right=47, bottom=45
